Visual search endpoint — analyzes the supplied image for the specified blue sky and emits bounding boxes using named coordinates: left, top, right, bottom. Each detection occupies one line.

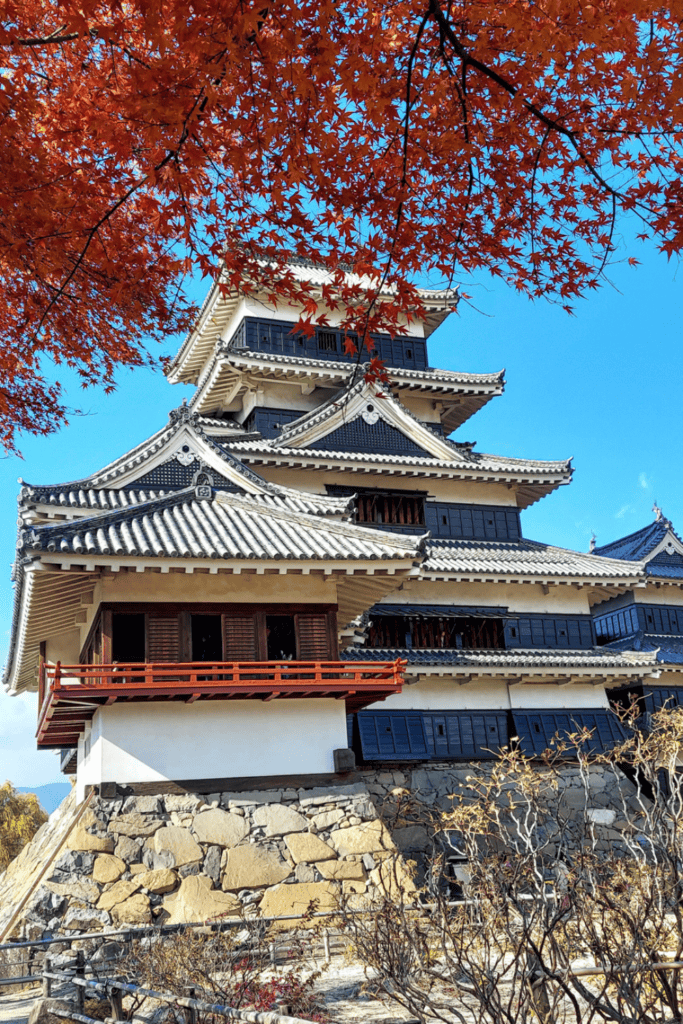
left=0, top=240, right=680, bottom=787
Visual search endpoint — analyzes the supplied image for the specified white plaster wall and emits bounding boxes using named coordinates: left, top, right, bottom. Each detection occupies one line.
left=238, top=295, right=425, bottom=338
left=367, top=678, right=609, bottom=713
left=634, top=584, right=683, bottom=605
left=508, top=683, right=608, bottom=710
left=76, top=698, right=347, bottom=799
left=372, top=678, right=510, bottom=711
left=387, top=580, right=593, bottom=615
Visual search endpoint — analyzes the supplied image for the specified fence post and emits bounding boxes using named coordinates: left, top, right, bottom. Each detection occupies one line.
left=42, top=956, right=51, bottom=998
left=74, top=950, right=85, bottom=1014
left=323, top=928, right=330, bottom=964
left=109, top=984, right=124, bottom=1021
left=269, top=941, right=275, bottom=966
left=182, top=986, right=198, bottom=1024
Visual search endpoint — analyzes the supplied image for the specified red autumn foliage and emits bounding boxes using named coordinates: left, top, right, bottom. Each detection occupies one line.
left=2, top=0, right=682, bottom=448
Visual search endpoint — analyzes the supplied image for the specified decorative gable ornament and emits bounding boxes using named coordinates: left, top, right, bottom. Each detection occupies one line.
left=362, top=403, right=380, bottom=425
left=174, top=443, right=197, bottom=467
left=193, top=467, right=214, bottom=500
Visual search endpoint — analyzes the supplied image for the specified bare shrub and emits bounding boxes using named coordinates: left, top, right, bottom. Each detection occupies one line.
left=341, top=706, right=683, bottom=1024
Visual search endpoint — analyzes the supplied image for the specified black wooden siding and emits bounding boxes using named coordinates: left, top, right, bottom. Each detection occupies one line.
left=365, top=607, right=595, bottom=649
left=425, top=502, right=521, bottom=541
left=243, top=408, right=303, bottom=439
left=643, top=686, right=683, bottom=713
left=232, top=317, right=428, bottom=370
left=511, top=710, right=628, bottom=757
left=313, top=417, right=434, bottom=457
left=355, top=710, right=508, bottom=761
left=594, top=602, right=683, bottom=642
left=354, top=708, right=625, bottom=761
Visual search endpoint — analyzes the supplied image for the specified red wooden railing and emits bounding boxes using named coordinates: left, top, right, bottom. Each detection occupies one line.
left=44, top=659, right=404, bottom=689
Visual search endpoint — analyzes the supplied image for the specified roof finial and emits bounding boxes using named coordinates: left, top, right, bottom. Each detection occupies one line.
left=653, top=501, right=663, bottom=522
left=589, top=532, right=596, bottom=553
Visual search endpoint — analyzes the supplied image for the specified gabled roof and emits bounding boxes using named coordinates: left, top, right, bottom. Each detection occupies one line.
left=604, top=631, right=683, bottom=664
left=421, top=538, right=644, bottom=588
left=592, top=513, right=683, bottom=580
left=271, top=377, right=461, bottom=461
left=168, top=263, right=458, bottom=386
left=19, top=406, right=353, bottom=523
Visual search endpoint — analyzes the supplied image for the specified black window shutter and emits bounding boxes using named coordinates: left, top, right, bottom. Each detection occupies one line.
left=147, top=614, right=180, bottom=662
left=223, top=616, right=257, bottom=661
left=296, top=613, right=331, bottom=660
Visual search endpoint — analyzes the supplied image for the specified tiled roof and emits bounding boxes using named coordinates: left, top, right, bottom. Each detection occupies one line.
left=342, top=646, right=657, bottom=669
left=605, top=632, right=683, bottom=664
left=20, top=489, right=423, bottom=563
left=421, top=538, right=641, bottom=581
left=593, top=519, right=674, bottom=560
left=646, top=557, right=683, bottom=579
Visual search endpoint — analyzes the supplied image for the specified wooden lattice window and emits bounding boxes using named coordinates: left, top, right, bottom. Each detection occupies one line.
left=317, top=331, right=338, bottom=352
left=367, top=615, right=506, bottom=650
left=356, top=492, right=426, bottom=527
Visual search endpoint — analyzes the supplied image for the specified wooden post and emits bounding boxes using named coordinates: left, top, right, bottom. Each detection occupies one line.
left=323, top=928, right=331, bottom=963
left=75, top=950, right=85, bottom=1014
left=269, top=941, right=275, bottom=966
left=182, top=986, right=198, bottom=1024
left=109, top=985, right=124, bottom=1021
left=42, top=956, right=51, bottom=998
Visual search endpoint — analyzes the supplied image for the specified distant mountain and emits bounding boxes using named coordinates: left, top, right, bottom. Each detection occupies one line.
left=17, top=783, right=72, bottom=814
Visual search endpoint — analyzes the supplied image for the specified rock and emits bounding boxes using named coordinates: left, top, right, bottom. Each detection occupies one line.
left=310, top=809, right=344, bottom=830
left=163, top=875, right=241, bottom=924
left=362, top=854, right=376, bottom=871
left=258, top=882, right=339, bottom=923
left=328, top=820, right=395, bottom=857
left=28, top=998, right=71, bottom=1024
left=223, top=790, right=282, bottom=807
left=48, top=851, right=94, bottom=879
left=294, top=864, right=316, bottom=883
left=316, top=860, right=365, bottom=881
left=222, top=847, right=291, bottom=890
left=25, top=889, right=65, bottom=922
left=46, top=880, right=100, bottom=904
left=63, top=906, right=111, bottom=931
left=392, top=826, right=431, bottom=852
left=122, top=796, right=163, bottom=814
left=369, top=856, right=418, bottom=901
left=67, top=828, right=114, bottom=854
left=192, top=809, right=250, bottom=847
left=80, top=809, right=108, bottom=831
left=135, top=868, right=177, bottom=894
left=143, top=847, right=176, bottom=871
left=164, top=794, right=204, bottom=813
left=342, top=879, right=366, bottom=895
left=588, top=808, right=616, bottom=826
left=298, top=783, right=368, bottom=806
left=93, top=854, right=126, bottom=884
left=252, top=804, right=307, bottom=837
left=203, top=846, right=222, bottom=886
left=97, top=879, right=142, bottom=912
left=351, top=798, right=377, bottom=820
left=284, top=833, right=337, bottom=864
left=154, top=827, right=203, bottom=867
left=130, top=863, right=148, bottom=875
left=111, top=893, right=152, bottom=924
left=109, top=813, right=166, bottom=837
left=115, top=836, right=142, bottom=863
left=179, top=862, right=201, bottom=877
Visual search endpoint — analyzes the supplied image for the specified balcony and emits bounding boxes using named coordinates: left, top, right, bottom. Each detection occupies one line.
left=36, top=659, right=406, bottom=748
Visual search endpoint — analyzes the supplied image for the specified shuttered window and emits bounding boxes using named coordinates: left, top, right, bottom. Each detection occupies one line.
left=511, top=710, right=628, bottom=757
left=358, top=712, right=429, bottom=760
left=223, top=616, right=258, bottom=661
left=296, top=613, right=333, bottom=659
left=147, top=615, right=180, bottom=662
left=422, top=712, right=508, bottom=759
left=643, top=686, right=683, bottom=713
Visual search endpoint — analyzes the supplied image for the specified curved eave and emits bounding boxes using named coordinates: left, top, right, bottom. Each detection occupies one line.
left=167, top=281, right=240, bottom=386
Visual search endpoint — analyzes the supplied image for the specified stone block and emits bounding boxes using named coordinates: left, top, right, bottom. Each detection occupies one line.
left=28, top=998, right=71, bottom=1024
left=258, top=881, right=339, bottom=922
left=163, top=875, right=241, bottom=924
left=297, top=783, right=368, bottom=807
left=222, top=846, right=291, bottom=890
left=285, top=833, right=337, bottom=864
left=63, top=906, right=111, bottom=931
left=316, top=860, right=365, bottom=881
left=67, top=828, right=114, bottom=854
left=93, top=854, right=126, bottom=884
left=588, top=808, right=616, bottom=826
left=328, top=820, right=395, bottom=857
left=164, top=794, right=204, bottom=813
left=135, top=868, right=177, bottom=894
left=392, top=826, right=431, bottom=852
left=342, top=879, right=366, bottom=895
left=114, top=836, right=142, bottom=864
left=224, top=790, right=282, bottom=807
left=369, top=856, right=417, bottom=901
left=122, top=796, right=163, bottom=814
left=111, top=893, right=152, bottom=924
left=350, top=798, right=377, bottom=820
left=46, top=880, right=100, bottom=905
left=48, top=851, right=95, bottom=879
left=294, top=864, right=316, bottom=883
left=252, top=804, right=307, bottom=836
left=109, top=813, right=166, bottom=837
left=154, top=826, right=203, bottom=867
left=203, top=846, right=222, bottom=886
left=97, top=879, right=142, bottom=912
left=310, top=809, right=344, bottom=830
left=193, top=809, right=250, bottom=847
left=130, top=863, right=148, bottom=875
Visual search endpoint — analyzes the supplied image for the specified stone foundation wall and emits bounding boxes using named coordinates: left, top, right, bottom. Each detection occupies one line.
left=9, top=762, right=643, bottom=940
